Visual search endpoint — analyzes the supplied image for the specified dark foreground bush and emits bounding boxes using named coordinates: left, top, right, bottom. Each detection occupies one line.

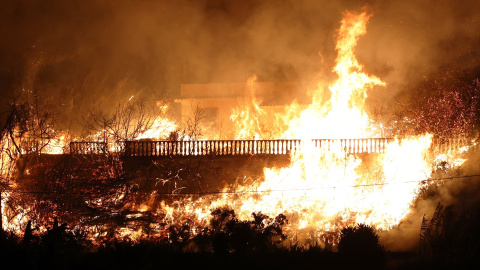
left=337, top=223, right=386, bottom=270
left=209, top=207, right=287, bottom=254
left=0, top=219, right=91, bottom=270
left=415, top=203, right=480, bottom=270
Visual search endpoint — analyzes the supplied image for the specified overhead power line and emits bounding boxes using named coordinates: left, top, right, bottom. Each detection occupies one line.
left=6, top=174, right=480, bottom=196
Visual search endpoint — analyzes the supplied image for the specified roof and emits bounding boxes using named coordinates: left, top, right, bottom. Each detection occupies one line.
left=178, top=82, right=310, bottom=106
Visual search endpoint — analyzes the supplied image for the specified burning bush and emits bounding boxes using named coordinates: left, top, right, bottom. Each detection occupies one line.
left=390, top=77, right=480, bottom=138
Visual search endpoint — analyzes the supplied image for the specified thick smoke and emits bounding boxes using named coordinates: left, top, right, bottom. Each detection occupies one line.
left=1, top=0, right=480, bottom=132
left=378, top=146, right=480, bottom=252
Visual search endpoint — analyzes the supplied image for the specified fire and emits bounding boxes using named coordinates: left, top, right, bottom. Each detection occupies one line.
left=137, top=104, right=178, bottom=140
left=2, top=7, right=474, bottom=247
left=282, top=9, right=384, bottom=140
left=136, top=117, right=177, bottom=140
left=171, top=8, right=457, bottom=244
left=95, top=8, right=474, bottom=245
left=230, top=75, right=265, bottom=139
left=41, top=132, right=69, bottom=154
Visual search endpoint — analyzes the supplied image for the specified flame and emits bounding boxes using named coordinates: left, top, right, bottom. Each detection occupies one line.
left=137, top=103, right=177, bottom=140
left=101, top=8, right=474, bottom=245
left=41, top=132, right=70, bottom=154
left=147, top=8, right=462, bottom=244
left=282, top=10, right=384, bottom=140
left=3, top=7, right=474, bottom=246
left=136, top=117, right=177, bottom=140
left=1, top=126, right=33, bottom=233
left=230, top=75, right=266, bottom=139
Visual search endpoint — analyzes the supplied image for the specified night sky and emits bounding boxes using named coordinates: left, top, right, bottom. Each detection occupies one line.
left=1, top=0, right=480, bottom=132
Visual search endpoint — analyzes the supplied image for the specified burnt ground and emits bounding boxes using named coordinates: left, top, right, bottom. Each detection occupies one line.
left=121, top=153, right=291, bottom=193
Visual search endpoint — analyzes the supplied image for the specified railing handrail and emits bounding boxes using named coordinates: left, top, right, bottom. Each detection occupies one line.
left=69, top=136, right=470, bottom=156
left=112, top=138, right=395, bottom=156
left=69, top=141, right=108, bottom=155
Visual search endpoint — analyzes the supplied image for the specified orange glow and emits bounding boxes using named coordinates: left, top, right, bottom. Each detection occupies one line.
left=230, top=75, right=265, bottom=139
left=134, top=8, right=471, bottom=245
left=2, top=8, right=474, bottom=245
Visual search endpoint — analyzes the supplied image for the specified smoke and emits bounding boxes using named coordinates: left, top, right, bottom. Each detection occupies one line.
left=1, top=0, right=480, bottom=132
left=360, top=0, right=480, bottom=105
left=1, top=0, right=480, bottom=251
left=378, top=144, right=480, bottom=252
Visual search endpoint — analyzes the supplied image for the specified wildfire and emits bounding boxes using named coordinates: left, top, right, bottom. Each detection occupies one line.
left=282, top=10, right=384, bottom=140
left=230, top=75, right=265, bottom=139
left=136, top=104, right=178, bottom=140
left=41, top=132, right=69, bottom=154
left=1, top=7, right=474, bottom=248
left=152, top=8, right=469, bottom=245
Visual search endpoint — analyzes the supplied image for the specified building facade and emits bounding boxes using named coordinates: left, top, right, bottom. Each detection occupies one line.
left=175, top=81, right=308, bottom=139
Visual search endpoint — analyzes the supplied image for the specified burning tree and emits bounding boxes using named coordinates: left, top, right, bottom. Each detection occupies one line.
left=83, top=98, right=176, bottom=150
left=0, top=89, right=60, bottom=236
left=388, top=76, right=480, bottom=138
left=10, top=96, right=216, bottom=241
left=6, top=98, right=173, bottom=239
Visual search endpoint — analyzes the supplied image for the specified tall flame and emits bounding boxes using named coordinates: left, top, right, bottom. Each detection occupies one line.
left=162, top=8, right=443, bottom=245
left=3, top=8, right=472, bottom=245
left=230, top=75, right=265, bottom=139
left=283, top=9, right=385, bottom=140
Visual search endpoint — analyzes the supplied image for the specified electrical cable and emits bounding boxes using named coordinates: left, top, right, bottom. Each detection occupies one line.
left=6, top=174, right=480, bottom=196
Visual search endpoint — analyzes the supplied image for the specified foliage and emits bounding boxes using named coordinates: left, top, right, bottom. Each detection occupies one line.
left=179, top=104, right=207, bottom=140
left=84, top=98, right=168, bottom=144
left=337, top=223, right=386, bottom=270
left=1, top=90, right=59, bottom=235
left=209, top=207, right=287, bottom=254
left=419, top=202, right=480, bottom=269
left=388, top=78, right=480, bottom=138
left=0, top=218, right=91, bottom=270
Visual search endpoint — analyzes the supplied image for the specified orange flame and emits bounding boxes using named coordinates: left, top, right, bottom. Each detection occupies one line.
left=3, top=8, right=473, bottom=245
left=146, top=8, right=468, bottom=245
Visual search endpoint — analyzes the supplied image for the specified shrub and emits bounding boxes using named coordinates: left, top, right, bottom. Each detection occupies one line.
left=338, top=223, right=385, bottom=270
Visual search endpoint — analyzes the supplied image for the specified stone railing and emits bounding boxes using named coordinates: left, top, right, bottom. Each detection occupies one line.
left=69, top=136, right=471, bottom=156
